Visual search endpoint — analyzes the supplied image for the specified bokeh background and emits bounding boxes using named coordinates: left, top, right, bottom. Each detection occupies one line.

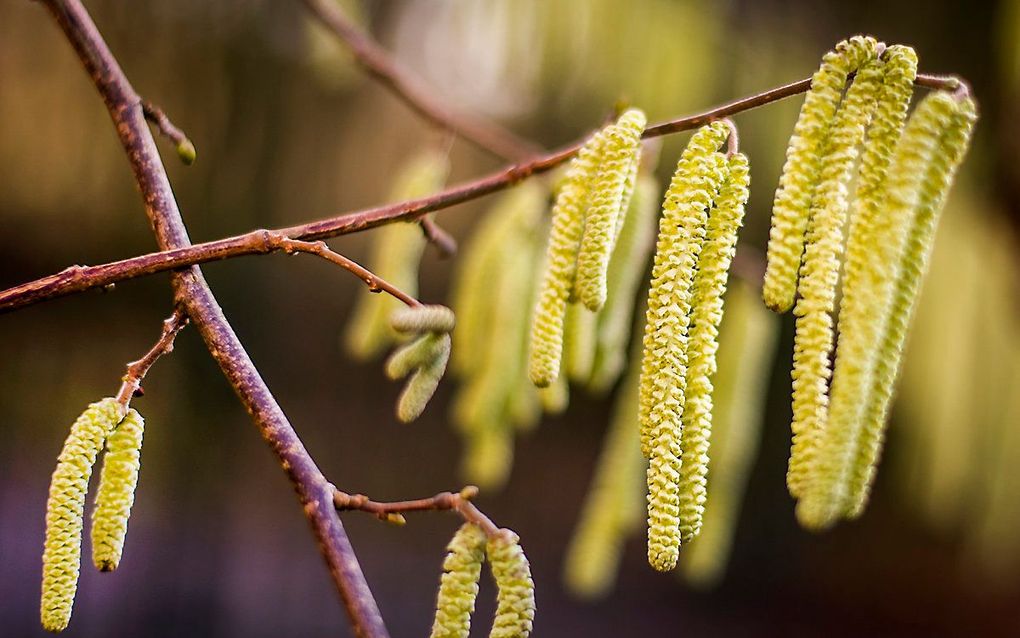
left=1, top=0, right=1018, bottom=636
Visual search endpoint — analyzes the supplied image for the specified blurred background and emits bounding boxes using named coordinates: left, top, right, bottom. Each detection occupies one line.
left=1, top=0, right=1017, bottom=636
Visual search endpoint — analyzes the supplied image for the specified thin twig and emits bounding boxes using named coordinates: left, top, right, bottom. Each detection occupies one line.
left=39, top=2, right=389, bottom=636
left=0, top=70, right=964, bottom=315
left=141, top=100, right=196, bottom=165
left=299, top=0, right=540, bottom=162
left=114, top=307, right=189, bottom=412
left=419, top=217, right=457, bottom=258
left=333, top=485, right=500, bottom=537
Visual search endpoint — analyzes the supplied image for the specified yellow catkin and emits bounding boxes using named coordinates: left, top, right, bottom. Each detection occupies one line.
left=386, top=333, right=448, bottom=381
left=786, top=58, right=884, bottom=500
left=642, top=123, right=729, bottom=572
left=574, top=108, right=647, bottom=311
left=682, top=281, right=778, bottom=588
left=538, top=372, right=569, bottom=415
left=844, top=94, right=977, bottom=519
left=391, top=304, right=456, bottom=334
left=796, top=47, right=918, bottom=522
left=589, top=173, right=659, bottom=393
left=762, top=36, right=880, bottom=312
left=41, top=398, right=123, bottom=633
left=563, top=350, right=645, bottom=599
left=429, top=523, right=487, bottom=638
left=529, top=130, right=608, bottom=387
left=563, top=302, right=598, bottom=385
left=461, top=424, right=515, bottom=491
left=677, top=152, right=750, bottom=544
left=91, top=408, right=145, bottom=572
left=395, top=333, right=452, bottom=423
left=344, top=150, right=450, bottom=359
left=487, top=530, right=536, bottom=638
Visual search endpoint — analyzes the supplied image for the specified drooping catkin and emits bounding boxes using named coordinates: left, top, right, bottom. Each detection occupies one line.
left=589, top=173, right=659, bottom=393
left=487, top=530, right=536, bottom=638
left=91, top=408, right=145, bottom=573
left=681, top=281, right=778, bottom=588
left=563, top=302, right=598, bottom=384
left=461, top=424, right=515, bottom=491
left=344, top=149, right=450, bottom=359
left=786, top=58, right=884, bottom=499
left=429, top=523, right=486, bottom=638
left=395, top=333, right=451, bottom=423
left=563, top=348, right=645, bottom=599
left=844, top=93, right=977, bottom=519
left=763, top=36, right=880, bottom=312
left=642, top=122, right=729, bottom=572
left=529, top=130, right=608, bottom=387
left=677, top=152, right=750, bottom=544
left=41, top=398, right=123, bottom=633
left=386, top=333, right=449, bottom=381
left=391, top=304, right=456, bottom=334
left=574, top=108, right=647, bottom=311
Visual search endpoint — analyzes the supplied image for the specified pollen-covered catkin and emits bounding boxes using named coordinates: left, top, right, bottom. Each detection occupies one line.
left=845, top=93, right=977, bottom=519
left=763, top=36, right=880, bottom=312
left=344, top=149, right=449, bottom=359
left=91, top=408, right=145, bottom=573
left=487, top=530, right=536, bottom=638
left=589, top=172, right=659, bottom=393
left=41, top=398, right=123, bottom=633
left=574, top=108, right=647, bottom=311
left=786, top=58, right=884, bottom=500
left=677, top=152, right=750, bottom=544
left=429, top=523, right=486, bottom=638
left=529, top=130, right=608, bottom=387
left=563, top=302, right=598, bottom=384
left=642, top=122, right=729, bottom=573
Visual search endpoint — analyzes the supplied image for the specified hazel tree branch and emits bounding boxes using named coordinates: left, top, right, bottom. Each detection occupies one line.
left=141, top=100, right=196, bottom=165
left=299, top=0, right=541, bottom=162
left=0, top=68, right=966, bottom=315
left=38, top=1, right=389, bottom=636
left=333, top=485, right=500, bottom=537
left=114, top=306, right=189, bottom=412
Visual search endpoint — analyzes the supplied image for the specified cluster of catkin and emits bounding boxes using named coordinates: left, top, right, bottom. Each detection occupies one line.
left=386, top=304, right=455, bottom=422
left=429, top=524, right=536, bottom=638
left=763, top=36, right=978, bottom=530
left=41, top=398, right=146, bottom=632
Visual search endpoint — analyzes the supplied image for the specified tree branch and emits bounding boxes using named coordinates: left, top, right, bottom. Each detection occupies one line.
left=38, top=1, right=389, bottom=636
left=114, top=306, right=189, bottom=411
left=333, top=485, right=500, bottom=537
left=141, top=100, right=196, bottom=165
left=299, top=0, right=541, bottom=162
left=0, top=68, right=965, bottom=315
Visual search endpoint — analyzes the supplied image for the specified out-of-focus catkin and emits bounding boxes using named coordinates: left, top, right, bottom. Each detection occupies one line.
left=763, top=36, right=880, bottom=312
left=677, top=152, right=750, bottom=544
left=429, top=523, right=486, bottom=638
left=91, top=408, right=145, bottom=572
left=41, top=398, right=123, bottom=633
left=487, top=530, right=536, bottom=638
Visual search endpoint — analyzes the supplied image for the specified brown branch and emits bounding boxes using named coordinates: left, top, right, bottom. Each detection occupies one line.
left=299, top=0, right=540, bottom=162
left=333, top=486, right=500, bottom=537
left=141, top=100, right=196, bottom=165
left=419, top=217, right=457, bottom=258
left=39, top=2, right=389, bottom=637
left=0, top=69, right=967, bottom=315
left=114, top=307, right=189, bottom=411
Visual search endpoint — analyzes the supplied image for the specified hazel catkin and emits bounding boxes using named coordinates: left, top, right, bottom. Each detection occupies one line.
left=487, top=529, right=536, bottom=638
left=429, top=523, right=486, bottom=638
left=91, top=407, right=145, bottom=572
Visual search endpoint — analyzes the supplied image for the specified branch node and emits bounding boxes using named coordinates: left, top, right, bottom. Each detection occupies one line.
left=141, top=100, right=196, bottom=165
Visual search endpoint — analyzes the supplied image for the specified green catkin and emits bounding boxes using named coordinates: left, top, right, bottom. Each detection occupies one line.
left=563, top=302, right=598, bottom=384
left=677, top=152, right=750, bottom=544
left=344, top=150, right=450, bottom=360
left=563, top=351, right=645, bottom=599
left=529, top=129, right=608, bottom=387
left=574, top=108, right=647, bottom=312
left=391, top=304, right=456, bottom=334
left=763, top=36, right=880, bottom=313
left=642, top=123, right=729, bottom=572
left=386, top=333, right=449, bottom=381
left=538, top=372, right=569, bottom=415
left=589, top=173, right=659, bottom=393
left=786, top=58, right=884, bottom=500
left=462, top=424, right=515, bottom=491
left=844, top=94, right=978, bottom=520
left=487, top=530, right=536, bottom=638
left=429, top=523, right=486, bottom=638
left=395, top=333, right=451, bottom=423
left=41, top=398, right=123, bottom=633
left=682, top=281, right=778, bottom=588
left=91, top=408, right=145, bottom=573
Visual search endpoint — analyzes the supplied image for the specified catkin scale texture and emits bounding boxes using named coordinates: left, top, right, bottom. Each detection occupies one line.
left=487, top=530, right=536, bottom=638
left=91, top=408, right=145, bottom=572
left=429, top=523, right=486, bottom=638
left=41, top=398, right=123, bottom=633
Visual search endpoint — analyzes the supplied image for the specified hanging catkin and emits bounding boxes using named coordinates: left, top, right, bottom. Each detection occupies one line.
left=642, top=122, right=730, bottom=573
left=344, top=149, right=450, bottom=360
left=763, top=36, right=881, bottom=313
left=429, top=523, right=486, bottom=638
left=786, top=57, right=884, bottom=499
left=677, top=152, right=750, bottom=544
left=487, top=530, right=536, bottom=638
left=563, top=302, right=598, bottom=384
left=41, top=398, right=123, bottom=633
left=91, top=407, right=145, bottom=572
